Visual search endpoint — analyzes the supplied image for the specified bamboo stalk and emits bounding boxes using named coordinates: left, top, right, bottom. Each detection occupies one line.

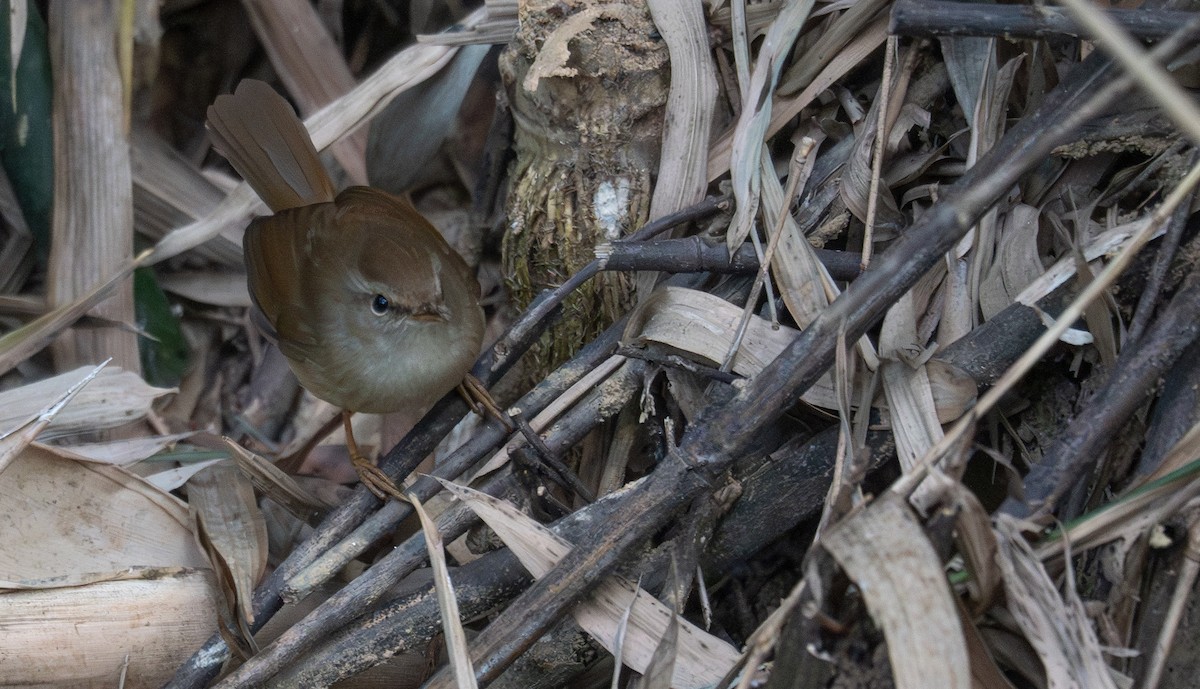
left=48, top=0, right=139, bottom=374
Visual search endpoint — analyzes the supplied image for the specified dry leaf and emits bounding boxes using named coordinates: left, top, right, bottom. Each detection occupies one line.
left=0, top=365, right=173, bottom=442
left=994, top=514, right=1120, bottom=689
left=823, top=494, right=970, bottom=689
left=438, top=479, right=739, bottom=688
left=410, top=493, right=477, bottom=689
left=188, top=461, right=267, bottom=649
left=625, top=286, right=973, bottom=422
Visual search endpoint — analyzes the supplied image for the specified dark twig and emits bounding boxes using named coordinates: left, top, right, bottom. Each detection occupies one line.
left=1126, top=152, right=1199, bottom=343
left=513, top=413, right=596, bottom=503
left=891, top=0, right=1196, bottom=40
left=1003, top=254, right=1200, bottom=519
left=616, top=344, right=742, bottom=384
left=598, top=236, right=864, bottom=282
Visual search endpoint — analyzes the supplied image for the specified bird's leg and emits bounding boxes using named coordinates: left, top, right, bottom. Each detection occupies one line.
left=343, top=410, right=406, bottom=502
left=458, top=374, right=512, bottom=430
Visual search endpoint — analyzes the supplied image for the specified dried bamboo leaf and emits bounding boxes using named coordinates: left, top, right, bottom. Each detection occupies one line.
left=0, top=254, right=145, bottom=378
left=130, top=130, right=242, bottom=266
left=418, top=0, right=518, bottom=46
left=979, top=204, right=1043, bottom=321
left=1053, top=209, right=1121, bottom=368
left=0, top=444, right=205, bottom=587
left=0, top=165, right=33, bottom=293
left=626, top=286, right=973, bottom=422
left=188, top=462, right=267, bottom=638
left=0, top=364, right=172, bottom=441
left=823, top=493, right=970, bottom=689
left=223, top=439, right=330, bottom=524
left=708, top=14, right=887, bottom=181
left=410, top=493, right=477, bottom=689
left=957, top=596, right=1019, bottom=689
left=727, top=0, right=818, bottom=250
left=157, top=270, right=252, bottom=308
left=761, top=137, right=831, bottom=329
left=776, top=0, right=889, bottom=97
left=640, top=613, right=679, bottom=689
left=940, top=35, right=991, bottom=126
left=646, top=0, right=715, bottom=221
left=144, top=458, right=226, bottom=493
left=962, top=55, right=1024, bottom=327
left=46, top=431, right=193, bottom=466
left=368, top=44, right=489, bottom=193
left=1014, top=217, right=1161, bottom=306
left=1039, top=423, right=1200, bottom=560
left=438, top=479, right=739, bottom=688
left=878, top=291, right=944, bottom=484
left=839, top=85, right=905, bottom=235
left=0, top=360, right=107, bottom=473
left=994, top=514, right=1121, bottom=689
left=937, top=475, right=1001, bottom=613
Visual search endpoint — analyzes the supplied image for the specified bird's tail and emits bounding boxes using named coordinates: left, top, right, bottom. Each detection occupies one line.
left=206, top=79, right=336, bottom=212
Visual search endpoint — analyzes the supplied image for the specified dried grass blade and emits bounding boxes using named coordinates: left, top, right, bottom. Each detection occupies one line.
left=994, top=514, right=1120, bottom=689
left=708, top=15, right=887, bottom=181
left=410, top=493, right=477, bottom=689
left=727, top=0, right=817, bottom=250
left=437, top=479, right=739, bottom=688
left=0, top=254, right=145, bottom=377
left=823, top=494, right=970, bottom=689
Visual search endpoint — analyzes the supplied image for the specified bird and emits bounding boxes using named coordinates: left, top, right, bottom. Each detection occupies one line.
left=206, top=79, right=486, bottom=499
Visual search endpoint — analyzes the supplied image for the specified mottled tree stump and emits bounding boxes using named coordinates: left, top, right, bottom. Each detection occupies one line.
left=500, top=0, right=668, bottom=375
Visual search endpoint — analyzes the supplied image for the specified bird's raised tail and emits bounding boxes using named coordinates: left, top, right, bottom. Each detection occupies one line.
left=206, top=79, right=336, bottom=212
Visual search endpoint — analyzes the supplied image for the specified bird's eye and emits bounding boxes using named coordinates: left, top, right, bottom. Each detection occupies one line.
left=370, top=294, right=389, bottom=316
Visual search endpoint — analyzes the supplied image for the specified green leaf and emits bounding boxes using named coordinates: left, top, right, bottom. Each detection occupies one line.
left=134, top=267, right=189, bottom=387
left=0, top=1, right=53, bottom=257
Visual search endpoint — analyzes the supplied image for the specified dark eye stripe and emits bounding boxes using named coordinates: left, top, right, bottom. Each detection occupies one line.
left=370, top=294, right=389, bottom=316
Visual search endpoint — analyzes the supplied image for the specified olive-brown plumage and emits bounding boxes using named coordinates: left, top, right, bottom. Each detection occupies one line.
left=207, top=80, right=484, bottom=415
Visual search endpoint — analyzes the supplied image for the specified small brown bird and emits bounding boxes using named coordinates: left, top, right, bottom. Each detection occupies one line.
left=207, top=80, right=485, bottom=498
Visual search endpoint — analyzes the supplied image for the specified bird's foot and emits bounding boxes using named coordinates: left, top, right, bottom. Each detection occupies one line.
left=343, top=410, right=406, bottom=502
left=459, top=375, right=512, bottom=430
